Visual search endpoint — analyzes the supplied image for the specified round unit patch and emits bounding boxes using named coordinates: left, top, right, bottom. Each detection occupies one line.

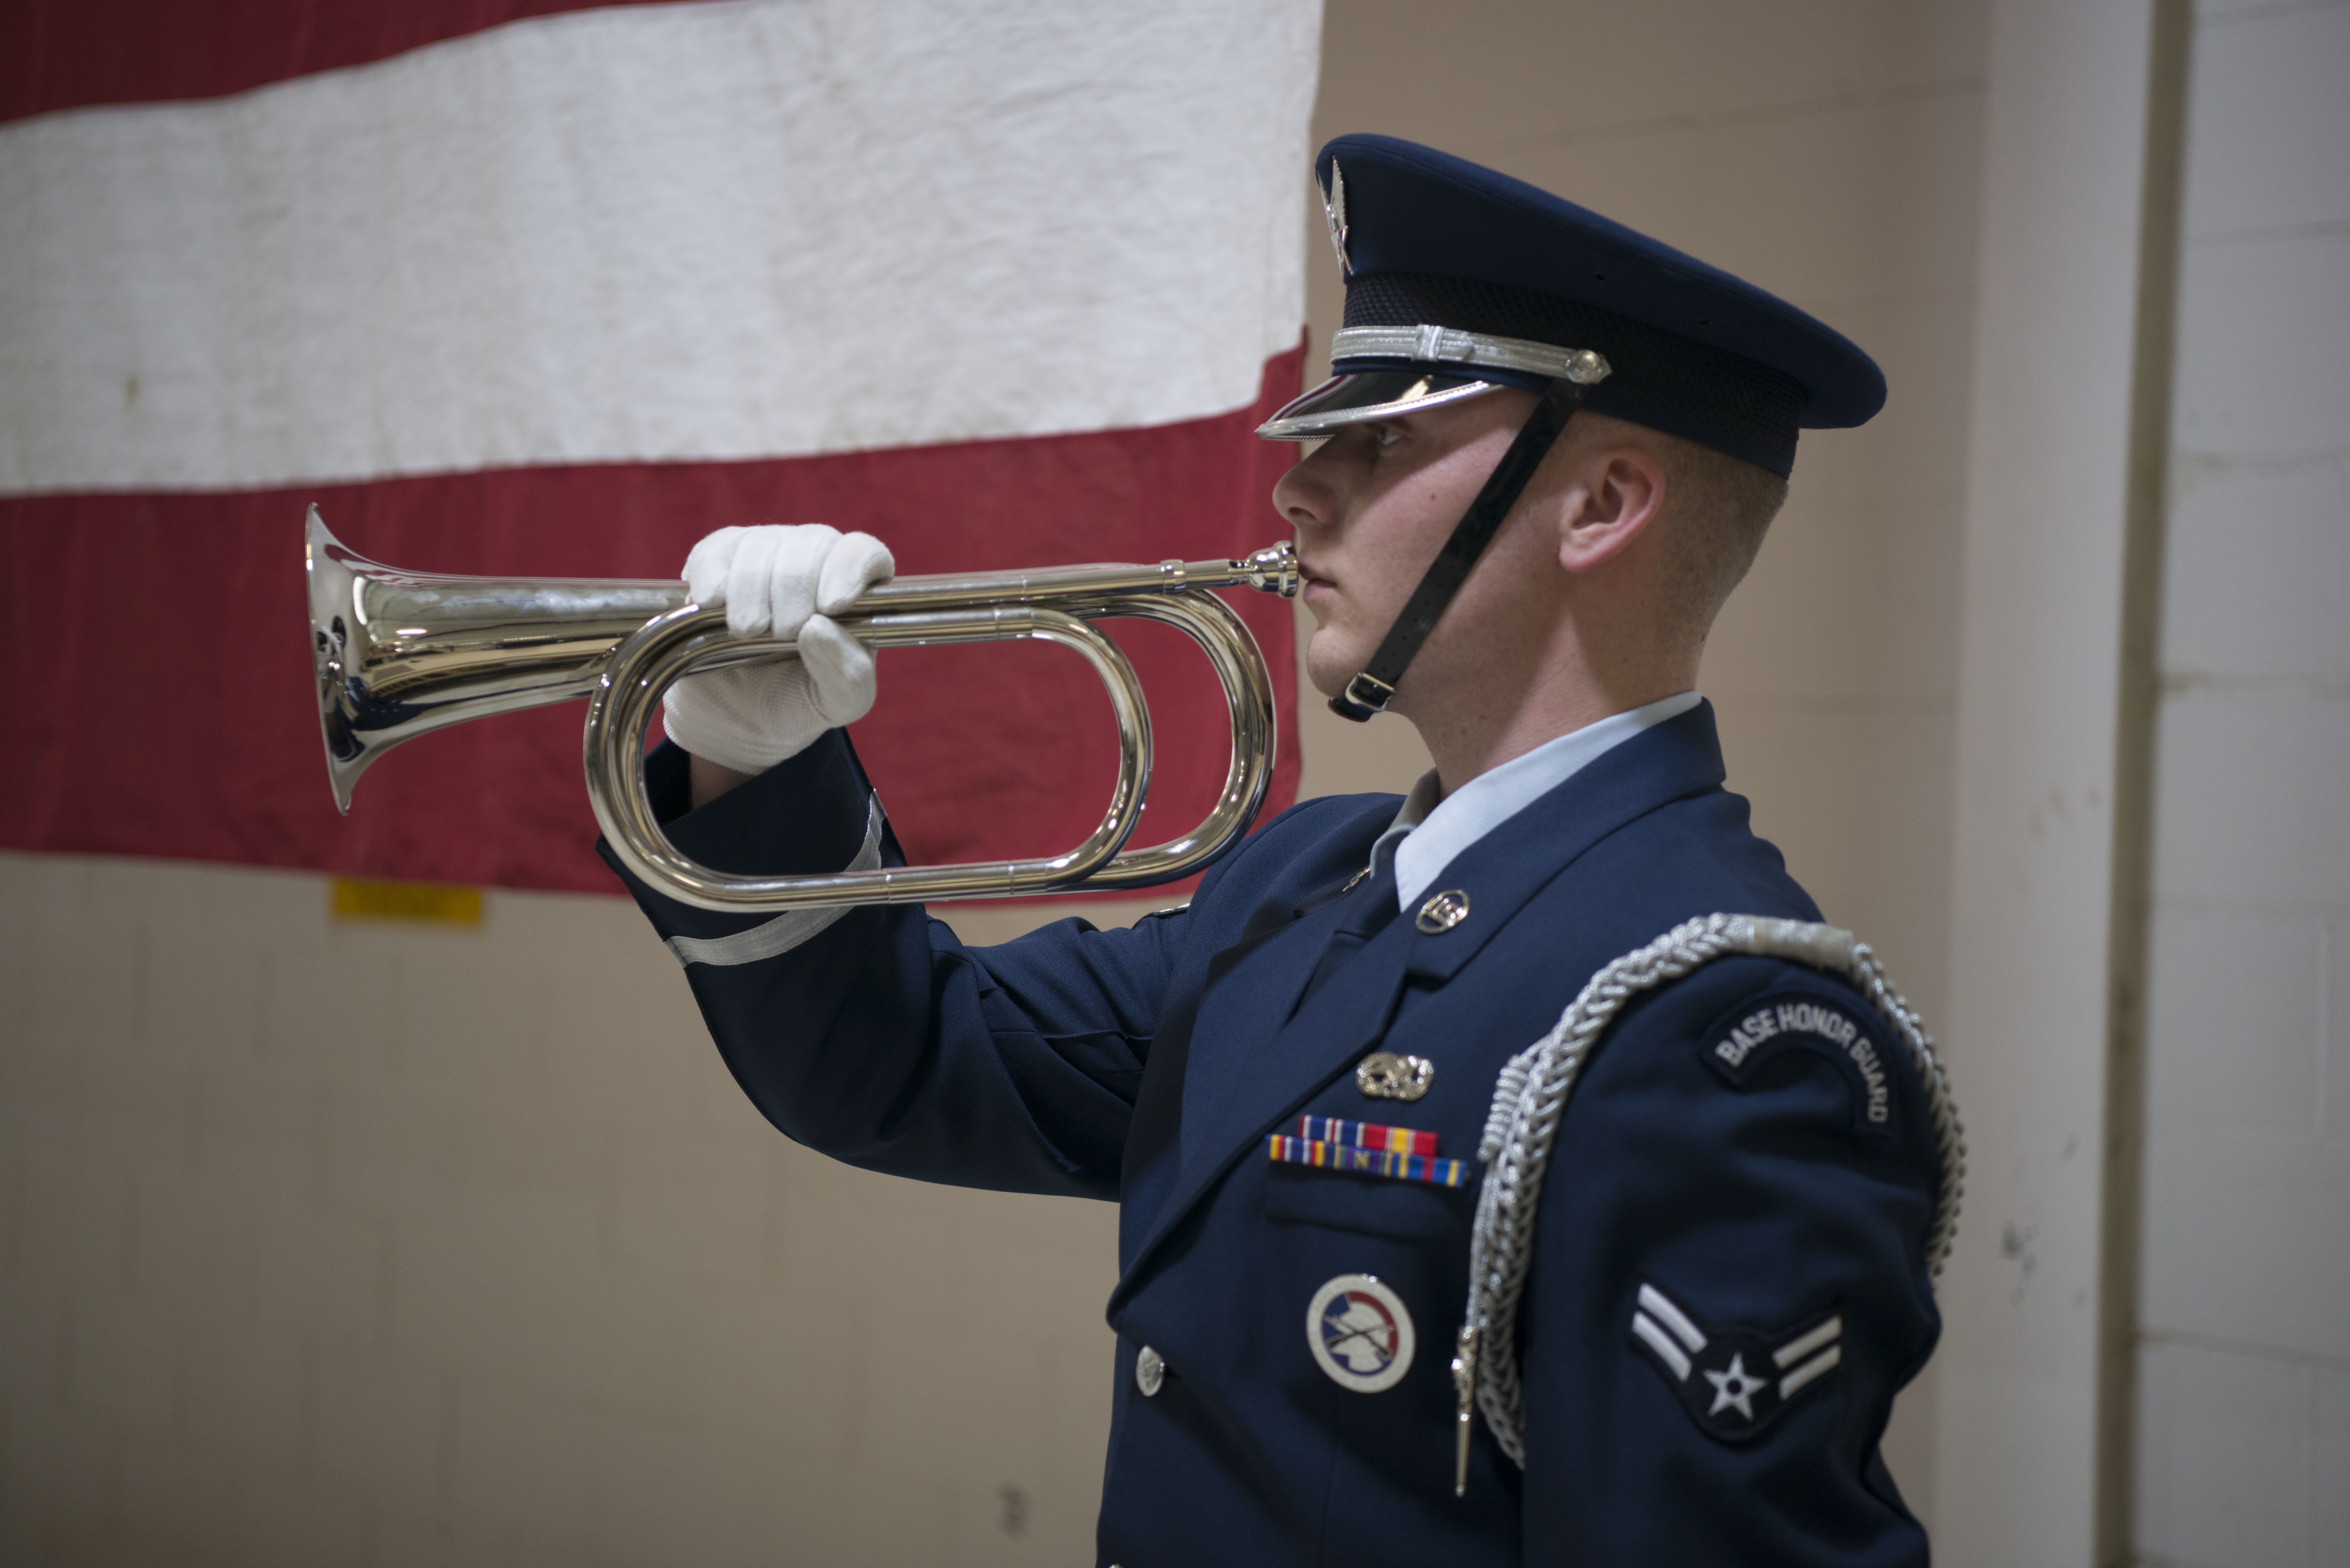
left=1306, top=1273, right=1416, bottom=1393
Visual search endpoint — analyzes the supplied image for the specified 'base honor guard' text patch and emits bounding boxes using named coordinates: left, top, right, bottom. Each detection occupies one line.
left=1702, top=990, right=1895, bottom=1136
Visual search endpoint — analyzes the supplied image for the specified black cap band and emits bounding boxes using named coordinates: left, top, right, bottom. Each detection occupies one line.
left=1330, top=376, right=1590, bottom=722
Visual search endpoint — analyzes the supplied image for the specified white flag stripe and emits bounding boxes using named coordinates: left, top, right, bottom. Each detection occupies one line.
left=1635, top=1284, right=1708, bottom=1354
left=1778, top=1345, right=1841, bottom=1399
left=0, top=0, right=1317, bottom=496
left=1630, top=1312, right=1693, bottom=1382
left=1771, top=1315, right=1842, bottom=1368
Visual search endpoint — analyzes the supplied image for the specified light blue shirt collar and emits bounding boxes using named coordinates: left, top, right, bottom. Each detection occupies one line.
left=1372, top=691, right=1703, bottom=912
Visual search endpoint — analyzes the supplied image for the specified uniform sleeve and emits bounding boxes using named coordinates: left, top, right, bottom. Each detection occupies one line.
left=1515, top=954, right=1941, bottom=1566
left=597, top=732, right=1196, bottom=1202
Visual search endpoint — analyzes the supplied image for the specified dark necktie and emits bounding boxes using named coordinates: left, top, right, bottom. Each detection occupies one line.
left=1297, top=857, right=1401, bottom=1013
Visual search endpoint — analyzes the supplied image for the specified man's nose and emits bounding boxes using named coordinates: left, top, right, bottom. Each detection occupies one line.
left=1272, top=449, right=1334, bottom=532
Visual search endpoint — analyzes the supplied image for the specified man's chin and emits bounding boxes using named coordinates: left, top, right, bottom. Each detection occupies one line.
left=1302, top=637, right=1360, bottom=702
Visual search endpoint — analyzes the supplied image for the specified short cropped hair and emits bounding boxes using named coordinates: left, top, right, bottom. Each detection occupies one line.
left=1651, top=431, right=1789, bottom=647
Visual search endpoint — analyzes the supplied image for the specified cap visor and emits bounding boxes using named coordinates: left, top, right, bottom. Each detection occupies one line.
left=1255, top=369, right=1502, bottom=441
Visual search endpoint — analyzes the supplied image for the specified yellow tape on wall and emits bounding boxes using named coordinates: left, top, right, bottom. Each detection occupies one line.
left=330, top=878, right=483, bottom=925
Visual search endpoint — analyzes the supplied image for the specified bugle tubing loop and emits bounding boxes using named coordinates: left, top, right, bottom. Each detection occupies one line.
left=589, top=601, right=1156, bottom=911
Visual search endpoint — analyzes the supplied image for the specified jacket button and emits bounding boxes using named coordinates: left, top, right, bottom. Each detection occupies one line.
left=1415, top=888, right=1470, bottom=933
left=1135, top=1345, right=1166, bottom=1397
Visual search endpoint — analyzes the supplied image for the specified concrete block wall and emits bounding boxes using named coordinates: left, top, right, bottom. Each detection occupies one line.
left=0, top=1, right=1995, bottom=1560
left=2133, top=4, right=2350, bottom=1564
left=0, top=851, right=1126, bottom=1566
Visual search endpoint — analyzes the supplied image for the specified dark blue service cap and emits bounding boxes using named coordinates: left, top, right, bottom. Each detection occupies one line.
left=1258, top=135, right=1886, bottom=477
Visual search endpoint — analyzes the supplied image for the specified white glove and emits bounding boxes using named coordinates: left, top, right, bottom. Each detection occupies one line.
left=662, top=524, right=895, bottom=774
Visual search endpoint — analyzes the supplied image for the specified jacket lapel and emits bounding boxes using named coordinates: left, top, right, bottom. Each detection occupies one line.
left=1177, top=900, right=1414, bottom=1183
left=1115, top=886, right=1358, bottom=1254
left=1109, top=702, right=1733, bottom=1304
left=1108, top=901, right=1410, bottom=1310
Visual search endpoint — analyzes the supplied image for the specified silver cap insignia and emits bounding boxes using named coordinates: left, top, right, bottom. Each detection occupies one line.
left=1322, top=160, right=1352, bottom=280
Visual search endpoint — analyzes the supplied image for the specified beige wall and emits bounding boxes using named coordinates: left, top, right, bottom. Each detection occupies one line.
left=0, top=3, right=1998, bottom=1562
left=0, top=852, right=1127, bottom=1566
left=2131, top=4, right=2350, bottom=1564
left=1929, top=1, right=2179, bottom=1559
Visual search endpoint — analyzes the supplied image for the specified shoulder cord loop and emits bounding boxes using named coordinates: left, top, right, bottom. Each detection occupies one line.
left=1450, top=913, right=1966, bottom=1488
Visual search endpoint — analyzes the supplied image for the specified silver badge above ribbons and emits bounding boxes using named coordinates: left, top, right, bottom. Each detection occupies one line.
left=1356, top=1050, right=1434, bottom=1101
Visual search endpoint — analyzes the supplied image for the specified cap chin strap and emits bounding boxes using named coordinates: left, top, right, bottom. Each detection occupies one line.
left=1330, top=375, right=1594, bottom=723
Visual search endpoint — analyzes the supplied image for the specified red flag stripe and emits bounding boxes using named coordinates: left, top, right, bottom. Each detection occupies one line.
left=0, top=346, right=1304, bottom=897
left=0, top=0, right=686, bottom=124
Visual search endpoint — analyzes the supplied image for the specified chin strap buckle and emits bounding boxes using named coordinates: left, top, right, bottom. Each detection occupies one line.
left=1329, top=670, right=1395, bottom=723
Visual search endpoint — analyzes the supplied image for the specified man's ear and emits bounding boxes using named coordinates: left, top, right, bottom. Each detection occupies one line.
left=1556, top=446, right=1667, bottom=574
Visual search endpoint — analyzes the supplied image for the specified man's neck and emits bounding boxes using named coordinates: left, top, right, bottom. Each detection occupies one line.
left=1409, top=665, right=1697, bottom=797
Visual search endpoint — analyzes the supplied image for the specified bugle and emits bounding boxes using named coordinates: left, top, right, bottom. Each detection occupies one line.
left=305, top=507, right=1299, bottom=913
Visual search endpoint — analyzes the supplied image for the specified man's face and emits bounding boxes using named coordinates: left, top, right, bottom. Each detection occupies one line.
left=1271, top=387, right=1545, bottom=706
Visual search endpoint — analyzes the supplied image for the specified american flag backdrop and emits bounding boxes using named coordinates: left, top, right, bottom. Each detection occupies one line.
left=0, top=0, right=1318, bottom=894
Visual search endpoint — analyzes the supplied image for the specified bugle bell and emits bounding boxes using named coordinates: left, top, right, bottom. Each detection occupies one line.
left=305, top=506, right=1299, bottom=913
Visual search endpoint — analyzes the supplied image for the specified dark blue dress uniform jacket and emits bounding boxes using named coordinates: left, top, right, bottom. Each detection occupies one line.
left=601, top=701, right=1941, bottom=1566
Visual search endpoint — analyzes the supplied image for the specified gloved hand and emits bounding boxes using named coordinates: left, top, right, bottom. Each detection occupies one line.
left=661, top=524, right=895, bottom=774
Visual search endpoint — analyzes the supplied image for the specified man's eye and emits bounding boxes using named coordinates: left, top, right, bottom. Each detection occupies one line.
left=1368, top=424, right=1400, bottom=450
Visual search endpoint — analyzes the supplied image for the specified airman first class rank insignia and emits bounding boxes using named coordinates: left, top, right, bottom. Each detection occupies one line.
left=1628, top=1280, right=1845, bottom=1441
